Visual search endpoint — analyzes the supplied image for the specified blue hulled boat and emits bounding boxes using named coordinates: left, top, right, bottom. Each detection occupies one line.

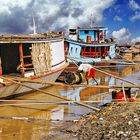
left=65, top=25, right=116, bottom=64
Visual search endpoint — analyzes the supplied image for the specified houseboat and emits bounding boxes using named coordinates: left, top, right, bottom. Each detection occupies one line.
left=0, top=32, right=68, bottom=98
left=64, top=26, right=116, bottom=64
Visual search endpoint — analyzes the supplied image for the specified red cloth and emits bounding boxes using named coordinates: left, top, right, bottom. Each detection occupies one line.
left=0, top=68, right=2, bottom=76
left=85, top=68, right=95, bottom=79
left=129, top=97, right=135, bottom=102
left=115, top=91, right=128, bottom=102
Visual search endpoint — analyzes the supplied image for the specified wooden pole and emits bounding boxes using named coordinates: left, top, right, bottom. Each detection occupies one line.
left=122, top=83, right=127, bottom=102
left=66, top=56, right=138, bottom=86
left=8, top=76, right=140, bottom=89
left=66, top=57, right=79, bottom=67
left=94, top=68, right=137, bottom=85
left=0, top=99, right=101, bottom=103
left=67, top=56, right=137, bottom=66
left=19, top=43, right=25, bottom=77
left=1, top=76, right=100, bottom=111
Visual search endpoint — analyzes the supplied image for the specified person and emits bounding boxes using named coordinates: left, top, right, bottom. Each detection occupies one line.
left=77, top=62, right=98, bottom=85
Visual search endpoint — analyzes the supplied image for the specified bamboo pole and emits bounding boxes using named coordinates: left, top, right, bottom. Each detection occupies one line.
left=1, top=100, right=140, bottom=106
left=8, top=77, right=140, bottom=88
left=122, top=83, right=127, bottom=102
left=0, top=101, right=102, bottom=106
left=94, top=67, right=137, bottom=85
left=67, top=56, right=137, bottom=66
left=66, top=57, right=79, bottom=67
left=66, top=57, right=137, bottom=85
left=67, top=65, right=135, bottom=69
left=0, top=76, right=100, bottom=111
left=0, top=100, right=101, bottom=103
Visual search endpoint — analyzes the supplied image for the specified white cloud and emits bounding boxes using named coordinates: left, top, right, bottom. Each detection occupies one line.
left=130, top=11, right=140, bottom=21
left=0, top=0, right=115, bottom=32
left=0, top=0, right=31, bottom=14
left=131, top=36, right=140, bottom=43
left=114, top=15, right=122, bottom=22
left=129, top=0, right=140, bottom=11
left=112, top=28, right=131, bottom=44
left=44, top=0, right=115, bottom=30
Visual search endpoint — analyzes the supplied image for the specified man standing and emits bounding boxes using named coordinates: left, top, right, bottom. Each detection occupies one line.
left=78, top=62, right=98, bottom=85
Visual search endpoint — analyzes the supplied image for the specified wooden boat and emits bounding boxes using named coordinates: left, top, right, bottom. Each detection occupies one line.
left=64, top=26, right=116, bottom=65
left=118, top=44, right=140, bottom=62
left=0, top=32, right=68, bottom=98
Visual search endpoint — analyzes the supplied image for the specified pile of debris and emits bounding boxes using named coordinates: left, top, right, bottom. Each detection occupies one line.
left=65, top=102, right=140, bottom=140
left=42, top=99, right=140, bottom=140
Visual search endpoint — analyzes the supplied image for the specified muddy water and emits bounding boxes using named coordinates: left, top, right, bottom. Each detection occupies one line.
left=0, top=65, right=140, bottom=140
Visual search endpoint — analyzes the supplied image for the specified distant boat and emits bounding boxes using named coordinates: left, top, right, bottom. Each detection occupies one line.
left=118, top=44, right=140, bottom=62
left=0, top=32, right=68, bottom=98
left=64, top=25, right=116, bottom=64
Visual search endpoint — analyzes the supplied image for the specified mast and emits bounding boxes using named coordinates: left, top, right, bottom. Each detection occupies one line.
left=33, top=16, right=37, bottom=34
left=89, top=14, right=94, bottom=28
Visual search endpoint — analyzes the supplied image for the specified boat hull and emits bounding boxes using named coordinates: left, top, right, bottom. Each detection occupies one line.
left=0, top=62, right=68, bottom=98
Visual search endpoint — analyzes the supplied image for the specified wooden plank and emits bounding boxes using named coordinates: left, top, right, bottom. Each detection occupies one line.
left=1, top=76, right=100, bottom=111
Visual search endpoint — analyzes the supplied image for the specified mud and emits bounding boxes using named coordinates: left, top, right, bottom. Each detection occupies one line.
left=42, top=97, right=140, bottom=140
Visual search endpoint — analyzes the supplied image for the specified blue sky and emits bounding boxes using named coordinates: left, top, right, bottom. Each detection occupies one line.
left=0, top=0, right=139, bottom=44
left=103, top=0, right=140, bottom=43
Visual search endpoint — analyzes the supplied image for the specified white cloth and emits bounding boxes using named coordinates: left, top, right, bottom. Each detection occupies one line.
left=78, top=64, right=93, bottom=72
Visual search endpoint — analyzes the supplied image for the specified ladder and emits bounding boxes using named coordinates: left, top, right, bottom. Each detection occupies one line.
left=19, top=43, right=33, bottom=77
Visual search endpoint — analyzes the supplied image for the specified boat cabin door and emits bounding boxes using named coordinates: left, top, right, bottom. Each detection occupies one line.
left=0, top=43, right=20, bottom=75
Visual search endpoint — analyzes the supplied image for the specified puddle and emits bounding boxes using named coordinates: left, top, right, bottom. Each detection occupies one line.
left=0, top=65, right=139, bottom=139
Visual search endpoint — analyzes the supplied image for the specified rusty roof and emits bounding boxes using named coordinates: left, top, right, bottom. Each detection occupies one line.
left=0, top=32, right=63, bottom=43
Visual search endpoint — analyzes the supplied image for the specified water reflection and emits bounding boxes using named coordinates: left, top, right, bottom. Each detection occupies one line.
left=0, top=119, right=49, bottom=140
left=0, top=65, right=139, bottom=139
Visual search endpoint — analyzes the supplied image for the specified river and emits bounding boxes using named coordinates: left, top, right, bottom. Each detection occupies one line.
left=0, top=65, right=139, bottom=140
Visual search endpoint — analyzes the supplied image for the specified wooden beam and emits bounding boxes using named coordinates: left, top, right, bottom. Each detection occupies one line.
left=1, top=76, right=100, bottom=111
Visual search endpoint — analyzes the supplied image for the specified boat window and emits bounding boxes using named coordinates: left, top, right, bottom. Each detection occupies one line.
left=84, top=30, right=89, bottom=34
left=69, top=29, right=76, bottom=35
left=71, top=47, right=73, bottom=52
left=85, top=46, right=90, bottom=52
left=82, top=47, right=85, bottom=52
left=91, top=47, right=95, bottom=52
left=76, top=48, right=78, bottom=52
left=96, top=47, right=99, bottom=52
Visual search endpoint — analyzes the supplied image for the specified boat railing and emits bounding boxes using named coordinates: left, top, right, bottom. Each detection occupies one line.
left=67, top=38, right=115, bottom=45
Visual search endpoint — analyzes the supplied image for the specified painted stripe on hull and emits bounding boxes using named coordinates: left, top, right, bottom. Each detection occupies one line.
left=0, top=62, right=68, bottom=98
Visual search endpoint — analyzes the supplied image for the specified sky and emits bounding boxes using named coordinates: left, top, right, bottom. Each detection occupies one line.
left=0, top=0, right=140, bottom=44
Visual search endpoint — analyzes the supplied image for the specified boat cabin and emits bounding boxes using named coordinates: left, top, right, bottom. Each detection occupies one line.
left=65, top=26, right=116, bottom=62
left=0, top=43, right=32, bottom=77
left=69, top=27, right=107, bottom=43
left=0, top=33, right=65, bottom=78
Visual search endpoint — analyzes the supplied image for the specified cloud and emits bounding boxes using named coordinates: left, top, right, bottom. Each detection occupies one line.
left=0, top=0, right=32, bottom=14
left=129, top=0, right=140, bottom=11
left=114, top=15, right=122, bottom=22
left=0, top=0, right=115, bottom=34
left=112, top=28, right=131, bottom=44
left=131, top=36, right=140, bottom=43
left=130, top=11, right=140, bottom=21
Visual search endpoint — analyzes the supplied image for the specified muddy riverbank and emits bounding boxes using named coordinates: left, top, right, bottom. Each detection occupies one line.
left=0, top=65, right=139, bottom=140
left=42, top=95, right=140, bottom=140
